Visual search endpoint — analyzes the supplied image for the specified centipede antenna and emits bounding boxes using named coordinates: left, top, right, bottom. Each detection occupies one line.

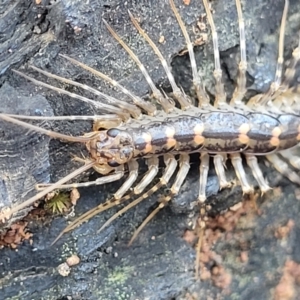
left=59, top=54, right=157, bottom=116
left=203, top=0, right=226, bottom=108
left=103, top=19, right=175, bottom=113
left=0, top=162, right=95, bottom=222
left=128, top=10, right=191, bottom=110
left=169, top=0, right=210, bottom=108
left=0, top=114, right=94, bottom=143
left=230, top=0, right=248, bottom=106
left=30, top=65, right=142, bottom=119
left=4, top=113, right=121, bottom=122
left=12, top=70, right=130, bottom=120
left=259, top=0, right=289, bottom=105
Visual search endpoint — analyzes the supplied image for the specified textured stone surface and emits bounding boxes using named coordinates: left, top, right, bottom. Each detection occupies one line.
left=1, top=0, right=300, bottom=299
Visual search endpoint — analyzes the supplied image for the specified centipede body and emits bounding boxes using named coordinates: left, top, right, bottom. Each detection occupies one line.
left=0, top=0, right=300, bottom=296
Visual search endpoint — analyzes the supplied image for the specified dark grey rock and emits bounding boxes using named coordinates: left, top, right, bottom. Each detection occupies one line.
left=1, top=0, right=300, bottom=299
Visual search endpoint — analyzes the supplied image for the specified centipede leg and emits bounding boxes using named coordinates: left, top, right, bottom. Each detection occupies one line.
left=12, top=70, right=130, bottom=121
left=230, top=0, right=248, bottom=107
left=258, top=0, right=289, bottom=105
left=128, top=154, right=190, bottom=245
left=59, top=54, right=157, bottom=116
left=169, top=0, right=210, bottom=108
left=195, top=152, right=210, bottom=279
left=230, top=153, right=253, bottom=194
left=103, top=20, right=175, bottom=113
left=36, top=169, right=125, bottom=190
left=0, top=161, right=95, bottom=222
left=245, top=155, right=271, bottom=194
left=97, top=154, right=177, bottom=233
left=213, top=153, right=231, bottom=189
left=133, top=157, right=159, bottom=195
left=266, top=154, right=300, bottom=185
left=113, top=160, right=139, bottom=200
left=129, top=10, right=191, bottom=110
left=203, top=0, right=226, bottom=108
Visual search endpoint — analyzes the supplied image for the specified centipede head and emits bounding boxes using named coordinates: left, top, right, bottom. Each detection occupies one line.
left=85, top=128, right=134, bottom=174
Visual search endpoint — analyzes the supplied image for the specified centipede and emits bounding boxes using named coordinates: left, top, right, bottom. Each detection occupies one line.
left=0, top=0, right=300, bottom=280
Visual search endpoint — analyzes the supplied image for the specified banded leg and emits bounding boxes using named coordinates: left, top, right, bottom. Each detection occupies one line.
left=128, top=10, right=191, bottom=110
left=245, top=155, right=271, bottom=194
left=103, top=20, right=175, bottom=113
left=213, top=153, right=231, bottom=189
left=12, top=70, right=130, bottom=121
left=52, top=155, right=176, bottom=243
left=169, top=0, right=210, bottom=108
left=128, top=153, right=190, bottom=245
left=97, top=154, right=177, bottom=234
left=258, top=0, right=289, bottom=106
left=230, top=153, right=253, bottom=194
left=203, top=0, right=226, bottom=108
left=266, top=154, right=300, bottom=184
left=29, top=65, right=141, bottom=119
left=59, top=54, right=157, bottom=116
left=230, top=0, right=248, bottom=107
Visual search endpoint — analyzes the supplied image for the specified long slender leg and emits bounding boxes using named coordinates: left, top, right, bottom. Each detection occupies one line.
left=271, top=32, right=300, bottom=101
left=245, top=155, right=271, bottom=194
left=258, top=0, right=289, bottom=106
left=203, top=0, right=226, bottom=108
left=230, top=0, right=248, bottom=107
left=59, top=54, right=157, bottom=116
left=169, top=0, right=210, bottom=108
left=133, top=157, right=159, bottom=195
left=195, top=152, right=209, bottom=279
left=103, top=20, right=175, bottom=113
left=12, top=70, right=129, bottom=120
left=230, top=153, right=253, bottom=194
left=128, top=10, right=191, bottom=110
left=0, top=161, right=95, bottom=222
left=266, top=154, right=300, bottom=184
left=35, top=172, right=124, bottom=190
left=53, top=154, right=177, bottom=243
left=97, top=154, right=177, bottom=234
left=128, top=153, right=190, bottom=245
left=113, top=160, right=139, bottom=200
left=213, top=153, right=231, bottom=189
left=29, top=65, right=141, bottom=119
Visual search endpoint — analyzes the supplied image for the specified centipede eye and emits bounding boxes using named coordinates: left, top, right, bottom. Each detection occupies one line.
left=108, top=160, right=120, bottom=167
left=107, top=128, right=120, bottom=138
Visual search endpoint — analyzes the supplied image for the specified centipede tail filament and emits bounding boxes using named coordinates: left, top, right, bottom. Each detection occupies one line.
left=1, top=0, right=300, bottom=282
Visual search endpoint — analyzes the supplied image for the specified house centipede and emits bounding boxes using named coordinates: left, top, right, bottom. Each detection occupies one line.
left=0, top=0, right=300, bottom=279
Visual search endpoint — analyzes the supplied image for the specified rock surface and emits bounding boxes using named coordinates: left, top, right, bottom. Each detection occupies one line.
left=1, top=0, right=300, bottom=299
